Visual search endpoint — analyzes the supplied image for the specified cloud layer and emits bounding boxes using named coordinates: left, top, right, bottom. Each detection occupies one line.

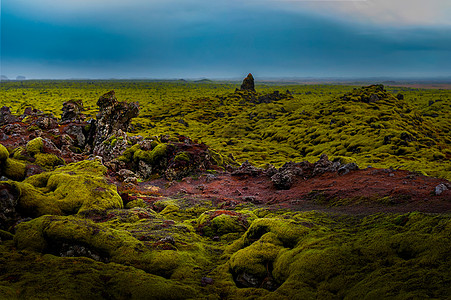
left=2, top=0, right=450, bottom=78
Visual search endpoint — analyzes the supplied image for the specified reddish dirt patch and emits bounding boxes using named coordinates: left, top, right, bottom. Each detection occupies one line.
left=146, top=168, right=450, bottom=215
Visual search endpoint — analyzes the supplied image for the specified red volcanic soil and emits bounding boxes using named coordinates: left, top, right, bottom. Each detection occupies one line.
left=133, top=168, right=451, bottom=215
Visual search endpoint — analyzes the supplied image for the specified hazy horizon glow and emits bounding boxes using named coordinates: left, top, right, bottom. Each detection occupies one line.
left=2, top=0, right=451, bottom=79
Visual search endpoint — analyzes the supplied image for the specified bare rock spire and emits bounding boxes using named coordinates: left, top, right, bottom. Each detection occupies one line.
left=240, top=73, right=255, bottom=92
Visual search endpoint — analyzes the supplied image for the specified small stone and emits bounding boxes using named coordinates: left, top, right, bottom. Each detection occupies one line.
left=159, top=236, right=175, bottom=245
left=435, top=183, right=448, bottom=196
left=201, top=277, right=214, bottom=287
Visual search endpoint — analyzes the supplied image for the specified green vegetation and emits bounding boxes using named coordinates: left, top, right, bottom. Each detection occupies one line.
left=12, top=159, right=122, bottom=216
left=0, top=80, right=450, bottom=299
left=2, top=200, right=450, bottom=299
left=1, top=80, right=449, bottom=179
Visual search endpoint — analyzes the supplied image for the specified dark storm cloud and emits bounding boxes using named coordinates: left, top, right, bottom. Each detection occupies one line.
left=1, top=0, right=450, bottom=79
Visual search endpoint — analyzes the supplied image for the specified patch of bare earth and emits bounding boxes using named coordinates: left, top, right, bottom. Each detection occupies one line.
left=140, top=168, right=450, bottom=215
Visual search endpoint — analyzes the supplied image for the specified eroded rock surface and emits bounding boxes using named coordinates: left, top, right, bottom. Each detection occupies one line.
left=240, top=73, right=255, bottom=92
left=61, top=99, right=85, bottom=122
left=92, top=91, right=139, bottom=160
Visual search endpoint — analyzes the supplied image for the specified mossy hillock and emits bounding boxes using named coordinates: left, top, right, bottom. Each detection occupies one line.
left=12, top=159, right=122, bottom=217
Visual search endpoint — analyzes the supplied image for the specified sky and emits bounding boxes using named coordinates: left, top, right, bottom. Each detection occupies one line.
left=1, top=0, right=451, bottom=79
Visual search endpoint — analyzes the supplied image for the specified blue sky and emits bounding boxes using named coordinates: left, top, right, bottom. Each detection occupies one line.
left=1, top=0, right=451, bottom=79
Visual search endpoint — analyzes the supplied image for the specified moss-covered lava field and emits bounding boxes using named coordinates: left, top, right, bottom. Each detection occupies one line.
left=0, top=79, right=450, bottom=299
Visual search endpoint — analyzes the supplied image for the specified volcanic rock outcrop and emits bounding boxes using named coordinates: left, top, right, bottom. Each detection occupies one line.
left=240, top=73, right=255, bottom=92
left=91, top=91, right=140, bottom=160
left=61, top=100, right=85, bottom=122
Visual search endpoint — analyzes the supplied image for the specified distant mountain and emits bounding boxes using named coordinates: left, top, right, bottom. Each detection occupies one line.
left=0, top=75, right=9, bottom=81
left=194, top=79, right=213, bottom=83
left=16, top=76, right=26, bottom=80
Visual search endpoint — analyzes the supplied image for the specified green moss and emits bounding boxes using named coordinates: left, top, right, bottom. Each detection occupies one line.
left=230, top=234, right=283, bottom=278
left=125, top=198, right=148, bottom=209
left=209, top=149, right=224, bottom=166
left=160, top=204, right=180, bottom=215
left=17, top=159, right=122, bottom=217
left=2, top=158, right=27, bottom=181
left=0, top=144, right=9, bottom=161
left=14, top=215, right=154, bottom=268
left=118, top=144, right=141, bottom=162
left=242, top=218, right=309, bottom=248
left=153, top=199, right=180, bottom=211
left=332, top=155, right=357, bottom=165
left=11, top=147, right=27, bottom=160
left=197, top=210, right=251, bottom=237
left=174, top=151, right=190, bottom=162
left=134, top=143, right=168, bottom=164
left=27, top=125, right=40, bottom=131
left=34, top=153, right=65, bottom=169
left=26, top=137, right=43, bottom=156
left=0, top=229, right=14, bottom=240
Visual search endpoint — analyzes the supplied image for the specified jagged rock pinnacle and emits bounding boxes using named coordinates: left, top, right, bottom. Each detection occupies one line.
left=240, top=73, right=255, bottom=92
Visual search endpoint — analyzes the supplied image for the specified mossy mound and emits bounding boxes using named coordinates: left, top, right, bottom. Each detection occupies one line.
left=26, top=137, right=44, bottom=156
left=16, top=159, right=122, bottom=216
left=196, top=210, right=256, bottom=238
left=14, top=215, right=151, bottom=265
left=0, top=242, right=196, bottom=299
left=0, top=145, right=27, bottom=181
left=0, top=144, right=8, bottom=161
left=220, top=212, right=451, bottom=298
left=25, top=137, right=65, bottom=169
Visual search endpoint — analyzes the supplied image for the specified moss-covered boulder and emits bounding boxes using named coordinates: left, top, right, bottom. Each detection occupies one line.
left=0, top=144, right=9, bottom=161
left=24, top=137, right=65, bottom=170
left=14, top=215, right=150, bottom=264
left=0, top=249, right=197, bottom=299
left=26, top=137, right=44, bottom=156
left=13, top=212, right=210, bottom=283
left=197, top=210, right=255, bottom=238
left=17, top=159, right=123, bottom=216
left=226, top=217, right=311, bottom=290
left=0, top=144, right=27, bottom=181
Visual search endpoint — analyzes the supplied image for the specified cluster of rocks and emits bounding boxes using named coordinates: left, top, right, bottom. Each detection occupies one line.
left=0, top=90, right=140, bottom=165
left=234, top=73, right=293, bottom=104
left=340, top=84, right=395, bottom=103
left=232, top=154, right=359, bottom=190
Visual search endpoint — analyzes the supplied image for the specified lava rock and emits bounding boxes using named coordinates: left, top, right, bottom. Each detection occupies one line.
left=435, top=183, right=449, bottom=196
left=271, top=170, right=294, bottom=190
left=0, top=182, right=20, bottom=230
left=232, top=160, right=262, bottom=177
left=61, top=100, right=85, bottom=122
left=92, top=91, right=139, bottom=159
left=240, top=73, right=255, bottom=92
left=312, top=154, right=339, bottom=176
left=337, top=163, right=359, bottom=176
left=0, top=106, right=19, bottom=125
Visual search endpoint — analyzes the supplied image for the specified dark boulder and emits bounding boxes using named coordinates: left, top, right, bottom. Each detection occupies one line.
left=61, top=100, right=85, bottom=122
left=0, top=106, right=19, bottom=125
left=0, top=182, right=20, bottom=230
left=312, top=154, right=340, bottom=176
left=232, top=161, right=262, bottom=177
